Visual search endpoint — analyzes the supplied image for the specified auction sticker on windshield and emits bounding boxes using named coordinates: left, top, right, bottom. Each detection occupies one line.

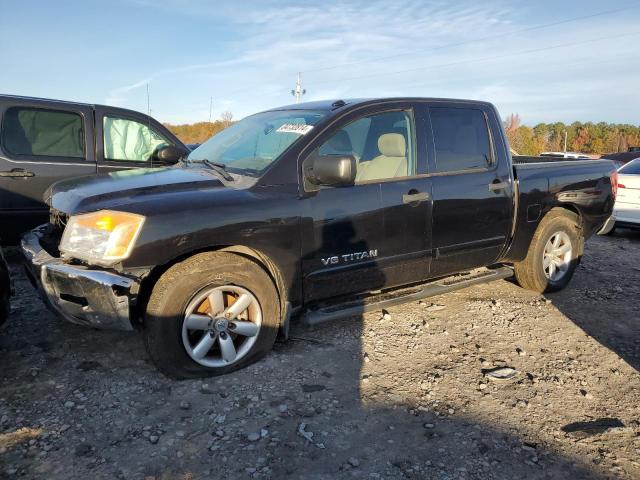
left=276, top=124, right=314, bottom=135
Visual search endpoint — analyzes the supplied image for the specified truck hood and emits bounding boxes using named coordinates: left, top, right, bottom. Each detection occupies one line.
left=46, top=167, right=228, bottom=214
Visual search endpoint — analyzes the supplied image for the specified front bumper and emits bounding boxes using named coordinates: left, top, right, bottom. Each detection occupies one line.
left=21, top=226, right=137, bottom=331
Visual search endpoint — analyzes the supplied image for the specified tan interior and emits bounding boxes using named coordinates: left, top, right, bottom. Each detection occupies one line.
left=356, top=133, right=408, bottom=182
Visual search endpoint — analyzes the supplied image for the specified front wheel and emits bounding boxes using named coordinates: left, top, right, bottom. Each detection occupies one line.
left=514, top=209, right=583, bottom=293
left=143, top=252, right=280, bottom=379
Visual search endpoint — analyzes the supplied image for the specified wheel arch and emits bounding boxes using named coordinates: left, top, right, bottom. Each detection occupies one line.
left=540, top=205, right=585, bottom=256
left=551, top=204, right=584, bottom=230
left=133, top=245, right=288, bottom=326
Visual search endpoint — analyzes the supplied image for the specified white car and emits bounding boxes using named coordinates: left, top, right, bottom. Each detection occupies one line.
left=611, top=159, right=640, bottom=231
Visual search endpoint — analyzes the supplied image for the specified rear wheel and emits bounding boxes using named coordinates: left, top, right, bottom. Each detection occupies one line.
left=0, top=293, right=9, bottom=327
left=514, top=209, right=583, bottom=293
left=143, top=252, right=280, bottom=379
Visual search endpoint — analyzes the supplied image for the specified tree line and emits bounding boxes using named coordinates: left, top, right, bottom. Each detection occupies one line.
left=504, top=114, right=640, bottom=156
left=165, top=110, right=639, bottom=157
left=164, top=111, right=234, bottom=145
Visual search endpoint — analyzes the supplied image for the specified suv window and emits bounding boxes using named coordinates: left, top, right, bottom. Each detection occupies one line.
left=2, top=107, right=84, bottom=158
left=318, top=110, right=414, bottom=183
left=430, top=107, right=492, bottom=172
left=103, top=116, right=170, bottom=162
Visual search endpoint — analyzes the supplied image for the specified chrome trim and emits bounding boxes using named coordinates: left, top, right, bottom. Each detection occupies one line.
left=0, top=154, right=92, bottom=167
left=597, top=215, right=616, bottom=235
left=488, top=181, right=509, bottom=191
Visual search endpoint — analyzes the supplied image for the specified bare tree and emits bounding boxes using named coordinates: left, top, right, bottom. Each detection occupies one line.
left=220, top=111, right=233, bottom=128
left=504, top=113, right=521, bottom=133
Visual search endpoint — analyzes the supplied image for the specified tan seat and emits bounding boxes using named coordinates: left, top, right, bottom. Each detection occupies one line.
left=356, top=133, right=408, bottom=182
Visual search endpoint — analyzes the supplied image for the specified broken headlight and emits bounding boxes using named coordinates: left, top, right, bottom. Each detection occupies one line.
left=60, top=210, right=145, bottom=266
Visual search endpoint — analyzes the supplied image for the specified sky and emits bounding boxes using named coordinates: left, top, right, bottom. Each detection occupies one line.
left=1, top=0, right=639, bottom=125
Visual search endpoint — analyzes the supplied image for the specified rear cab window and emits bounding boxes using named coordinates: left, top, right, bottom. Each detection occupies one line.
left=1, top=107, right=85, bottom=159
left=429, top=107, right=493, bottom=173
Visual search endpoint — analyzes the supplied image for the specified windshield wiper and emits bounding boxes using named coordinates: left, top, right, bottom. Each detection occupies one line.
left=190, top=159, right=234, bottom=182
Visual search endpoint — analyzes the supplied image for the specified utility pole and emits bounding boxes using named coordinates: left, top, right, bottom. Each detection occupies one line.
left=563, top=130, right=567, bottom=153
left=291, top=72, right=306, bottom=103
left=209, top=97, right=213, bottom=123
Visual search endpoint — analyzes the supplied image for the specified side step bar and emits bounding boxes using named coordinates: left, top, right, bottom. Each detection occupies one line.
left=301, top=266, right=513, bottom=326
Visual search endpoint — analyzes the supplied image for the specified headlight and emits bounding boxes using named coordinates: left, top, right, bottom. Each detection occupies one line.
left=60, top=210, right=145, bottom=266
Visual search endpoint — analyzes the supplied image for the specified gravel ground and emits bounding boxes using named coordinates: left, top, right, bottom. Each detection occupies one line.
left=1, top=230, right=639, bottom=480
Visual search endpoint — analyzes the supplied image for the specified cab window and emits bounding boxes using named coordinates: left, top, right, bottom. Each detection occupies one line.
left=318, top=110, right=414, bottom=183
left=2, top=107, right=84, bottom=159
left=103, top=116, right=170, bottom=162
left=430, top=107, right=492, bottom=172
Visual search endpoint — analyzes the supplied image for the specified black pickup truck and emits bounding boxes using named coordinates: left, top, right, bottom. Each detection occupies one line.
left=22, top=98, right=616, bottom=378
left=0, top=95, right=189, bottom=244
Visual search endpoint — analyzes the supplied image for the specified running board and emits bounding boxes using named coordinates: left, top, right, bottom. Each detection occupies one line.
left=301, top=266, right=513, bottom=326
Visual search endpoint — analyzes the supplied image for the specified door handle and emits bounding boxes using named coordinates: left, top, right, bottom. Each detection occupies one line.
left=488, top=180, right=509, bottom=192
left=402, top=191, right=430, bottom=204
left=0, top=168, right=35, bottom=178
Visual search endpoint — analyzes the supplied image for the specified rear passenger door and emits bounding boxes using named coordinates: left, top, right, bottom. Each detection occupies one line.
left=426, top=103, right=512, bottom=276
left=0, top=101, right=95, bottom=241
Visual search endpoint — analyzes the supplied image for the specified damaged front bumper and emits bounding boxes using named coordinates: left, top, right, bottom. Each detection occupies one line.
left=21, top=225, right=138, bottom=331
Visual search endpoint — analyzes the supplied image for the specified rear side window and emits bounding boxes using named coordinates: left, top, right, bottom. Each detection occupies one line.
left=618, top=159, right=640, bottom=175
left=430, top=107, right=492, bottom=172
left=2, top=107, right=84, bottom=158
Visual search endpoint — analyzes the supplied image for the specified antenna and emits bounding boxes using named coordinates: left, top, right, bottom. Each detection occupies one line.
left=146, top=83, right=151, bottom=116
left=291, top=72, right=306, bottom=103
left=146, top=83, right=153, bottom=168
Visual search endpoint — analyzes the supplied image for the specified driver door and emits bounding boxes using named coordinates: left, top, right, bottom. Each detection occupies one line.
left=300, top=103, right=432, bottom=302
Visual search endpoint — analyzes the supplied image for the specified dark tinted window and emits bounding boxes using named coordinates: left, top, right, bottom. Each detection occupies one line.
left=2, top=107, right=84, bottom=158
left=618, top=159, right=640, bottom=175
left=430, top=107, right=492, bottom=172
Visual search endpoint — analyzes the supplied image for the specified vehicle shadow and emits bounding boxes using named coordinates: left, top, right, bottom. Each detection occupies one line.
left=0, top=230, right=613, bottom=479
left=546, top=228, right=640, bottom=374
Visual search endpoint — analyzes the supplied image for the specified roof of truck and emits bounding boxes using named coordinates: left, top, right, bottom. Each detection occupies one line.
left=270, top=97, right=494, bottom=112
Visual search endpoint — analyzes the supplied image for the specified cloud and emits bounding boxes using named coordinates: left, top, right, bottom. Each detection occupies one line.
left=108, top=0, right=640, bottom=123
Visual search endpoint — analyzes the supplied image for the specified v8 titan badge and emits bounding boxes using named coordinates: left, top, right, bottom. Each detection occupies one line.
left=321, top=250, right=378, bottom=266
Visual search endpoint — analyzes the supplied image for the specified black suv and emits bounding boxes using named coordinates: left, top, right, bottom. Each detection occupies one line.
left=0, top=95, right=188, bottom=244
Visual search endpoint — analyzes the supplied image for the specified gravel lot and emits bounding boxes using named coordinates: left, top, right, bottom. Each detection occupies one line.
left=1, top=231, right=639, bottom=480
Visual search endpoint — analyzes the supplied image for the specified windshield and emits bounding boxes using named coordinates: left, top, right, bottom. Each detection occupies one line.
left=188, top=109, right=327, bottom=176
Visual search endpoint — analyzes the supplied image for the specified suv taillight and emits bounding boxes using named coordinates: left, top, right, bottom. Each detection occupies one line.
left=611, top=170, right=618, bottom=200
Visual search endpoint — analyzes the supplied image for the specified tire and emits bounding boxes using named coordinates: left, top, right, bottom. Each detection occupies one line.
left=0, top=294, right=8, bottom=328
left=514, top=209, right=584, bottom=293
left=143, top=252, right=280, bottom=379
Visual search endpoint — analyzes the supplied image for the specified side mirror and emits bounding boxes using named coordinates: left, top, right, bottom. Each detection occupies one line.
left=306, top=154, right=356, bottom=187
left=154, top=145, right=188, bottom=164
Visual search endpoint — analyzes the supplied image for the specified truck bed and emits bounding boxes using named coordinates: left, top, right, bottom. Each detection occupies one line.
left=512, top=155, right=596, bottom=164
